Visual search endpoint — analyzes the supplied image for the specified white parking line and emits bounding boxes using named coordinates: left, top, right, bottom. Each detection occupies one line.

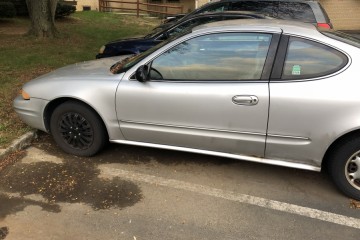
left=99, top=166, right=360, bottom=230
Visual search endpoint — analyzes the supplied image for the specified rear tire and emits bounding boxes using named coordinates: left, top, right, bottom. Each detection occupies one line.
left=328, top=138, right=360, bottom=200
left=50, top=101, right=107, bottom=157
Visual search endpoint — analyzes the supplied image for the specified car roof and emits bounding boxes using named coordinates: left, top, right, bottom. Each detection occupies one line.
left=192, top=19, right=319, bottom=36
left=190, top=0, right=326, bottom=23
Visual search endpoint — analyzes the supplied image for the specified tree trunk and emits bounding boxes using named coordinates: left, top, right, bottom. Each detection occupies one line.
left=26, top=0, right=59, bottom=38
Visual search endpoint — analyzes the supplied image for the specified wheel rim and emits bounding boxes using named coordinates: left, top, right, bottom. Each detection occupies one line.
left=58, top=112, right=94, bottom=150
left=345, top=150, right=360, bottom=191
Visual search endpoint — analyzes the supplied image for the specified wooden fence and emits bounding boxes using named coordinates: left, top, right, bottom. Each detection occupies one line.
left=99, top=0, right=183, bottom=17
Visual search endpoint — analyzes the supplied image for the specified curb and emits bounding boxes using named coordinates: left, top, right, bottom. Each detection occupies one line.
left=0, top=130, right=38, bottom=160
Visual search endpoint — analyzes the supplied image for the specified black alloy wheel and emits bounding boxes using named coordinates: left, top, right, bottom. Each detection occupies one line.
left=50, top=101, right=107, bottom=157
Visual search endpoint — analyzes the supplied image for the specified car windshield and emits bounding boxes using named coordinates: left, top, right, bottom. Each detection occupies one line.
left=321, top=30, right=360, bottom=48
left=110, top=29, right=191, bottom=74
left=177, top=1, right=220, bottom=21
left=144, top=27, right=163, bottom=39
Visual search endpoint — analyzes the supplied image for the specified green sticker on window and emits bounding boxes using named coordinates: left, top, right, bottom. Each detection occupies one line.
left=292, top=65, right=301, bottom=75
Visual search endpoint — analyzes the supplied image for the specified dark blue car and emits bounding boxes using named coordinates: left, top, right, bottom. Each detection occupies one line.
left=96, top=11, right=267, bottom=59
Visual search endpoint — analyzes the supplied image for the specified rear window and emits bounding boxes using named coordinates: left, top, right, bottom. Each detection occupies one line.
left=230, top=1, right=274, bottom=16
left=321, top=31, right=360, bottom=48
left=230, top=1, right=316, bottom=22
left=276, top=3, right=316, bottom=22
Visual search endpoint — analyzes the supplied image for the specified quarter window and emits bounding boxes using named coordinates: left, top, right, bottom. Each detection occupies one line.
left=282, top=37, right=348, bottom=80
left=150, top=33, right=272, bottom=81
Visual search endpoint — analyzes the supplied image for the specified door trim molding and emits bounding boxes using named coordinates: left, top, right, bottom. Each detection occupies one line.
left=120, top=120, right=266, bottom=136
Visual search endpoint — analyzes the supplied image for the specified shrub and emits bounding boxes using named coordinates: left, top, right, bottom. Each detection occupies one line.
left=0, top=2, right=16, bottom=18
left=56, top=3, right=76, bottom=18
left=12, top=0, right=28, bottom=16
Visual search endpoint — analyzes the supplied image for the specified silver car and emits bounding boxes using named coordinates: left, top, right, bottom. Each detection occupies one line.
left=13, top=20, right=360, bottom=200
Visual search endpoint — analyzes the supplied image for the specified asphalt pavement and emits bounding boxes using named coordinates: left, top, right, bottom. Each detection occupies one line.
left=0, top=134, right=359, bottom=239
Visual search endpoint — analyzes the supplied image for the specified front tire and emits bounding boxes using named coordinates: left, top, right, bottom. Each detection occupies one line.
left=50, top=101, right=107, bottom=157
left=328, top=138, right=360, bottom=200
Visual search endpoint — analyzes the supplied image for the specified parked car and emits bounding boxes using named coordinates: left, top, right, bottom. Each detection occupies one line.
left=158, top=0, right=332, bottom=30
left=96, top=11, right=269, bottom=59
left=14, top=20, right=360, bottom=200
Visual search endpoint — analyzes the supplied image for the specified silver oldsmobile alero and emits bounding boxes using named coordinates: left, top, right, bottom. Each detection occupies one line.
left=14, top=20, right=360, bottom=200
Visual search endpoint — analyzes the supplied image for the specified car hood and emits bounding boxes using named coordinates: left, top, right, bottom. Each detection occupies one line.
left=32, top=56, right=129, bottom=82
left=23, top=56, right=130, bottom=100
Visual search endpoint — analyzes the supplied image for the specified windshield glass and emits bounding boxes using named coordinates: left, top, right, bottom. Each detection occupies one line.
left=321, top=30, right=360, bottom=48
left=110, top=29, right=191, bottom=74
left=179, top=1, right=219, bottom=21
left=144, top=27, right=163, bottom=39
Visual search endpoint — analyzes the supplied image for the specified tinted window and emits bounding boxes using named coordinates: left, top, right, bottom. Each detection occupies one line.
left=200, top=2, right=229, bottom=13
left=167, top=16, right=222, bottom=38
left=150, top=33, right=272, bottom=81
left=282, top=37, right=348, bottom=80
left=276, top=3, right=316, bottom=22
left=230, top=1, right=316, bottom=22
left=230, top=1, right=274, bottom=16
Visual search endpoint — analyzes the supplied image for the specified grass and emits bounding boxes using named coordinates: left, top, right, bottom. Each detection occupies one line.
left=0, top=11, right=160, bottom=148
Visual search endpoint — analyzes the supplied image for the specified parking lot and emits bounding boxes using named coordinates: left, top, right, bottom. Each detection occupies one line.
left=0, top=134, right=359, bottom=239
left=1, top=2, right=360, bottom=239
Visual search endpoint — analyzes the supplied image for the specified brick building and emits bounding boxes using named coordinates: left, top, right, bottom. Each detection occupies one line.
left=319, top=0, right=359, bottom=30
left=75, top=0, right=99, bottom=11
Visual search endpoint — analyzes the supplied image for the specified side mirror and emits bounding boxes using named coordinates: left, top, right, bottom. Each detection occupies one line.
left=135, top=65, right=149, bottom=82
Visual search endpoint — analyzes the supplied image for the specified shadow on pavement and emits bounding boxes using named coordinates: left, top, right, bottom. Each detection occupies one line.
left=0, top=134, right=143, bottom=218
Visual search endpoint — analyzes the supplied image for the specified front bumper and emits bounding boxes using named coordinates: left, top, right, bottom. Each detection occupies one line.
left=13, top=96, right=49, bottom=132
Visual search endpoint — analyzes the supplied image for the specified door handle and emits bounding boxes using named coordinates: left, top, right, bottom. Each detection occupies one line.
left=232, top=95, right=258, bottom=106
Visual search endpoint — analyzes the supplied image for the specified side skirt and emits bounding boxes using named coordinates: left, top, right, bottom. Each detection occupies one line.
left=110, top=140, right=321, bottom=172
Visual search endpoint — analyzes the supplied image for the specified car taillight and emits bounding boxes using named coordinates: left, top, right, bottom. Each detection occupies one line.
left=317, top=23, right=331, bottom=29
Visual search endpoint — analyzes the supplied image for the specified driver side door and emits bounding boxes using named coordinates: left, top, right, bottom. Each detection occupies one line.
left=116, top=32, right=276, bottom=157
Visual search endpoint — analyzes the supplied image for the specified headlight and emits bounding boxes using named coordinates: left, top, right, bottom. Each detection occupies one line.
left=99, top=45, right=106, bottom=54
left=20, top=89, right=30, bottom=100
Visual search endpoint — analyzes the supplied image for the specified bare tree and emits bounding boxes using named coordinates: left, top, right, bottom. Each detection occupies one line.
left=26, top=0, right=58, bottom=38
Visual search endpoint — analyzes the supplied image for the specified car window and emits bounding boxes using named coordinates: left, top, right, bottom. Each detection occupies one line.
left=275, top=2, right=316, bottom=22
left=199, top=2, right=229, bottom=13
left=111, top=30, right=192, bottom=74
left=144, top=27, right=163, bottom=39
left=230, top=1, right=274, bottom=17
left=230, top=1, right=316, bottom=22
left=150, top=33, right=272, bottom=81
left=282, top=37, right=348, bottom=80
left=166, top=16, right=222, bottom=39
